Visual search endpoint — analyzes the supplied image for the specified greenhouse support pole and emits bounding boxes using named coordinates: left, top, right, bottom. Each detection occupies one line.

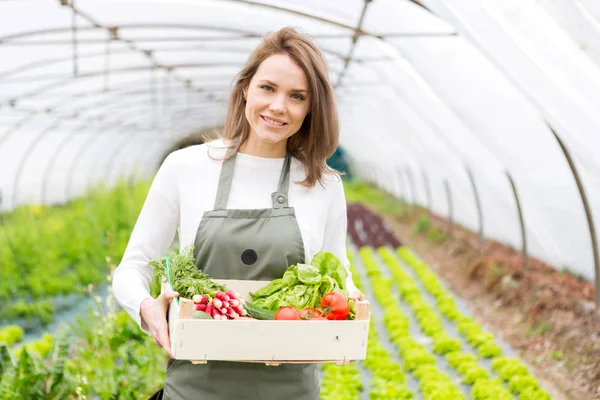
left=505, top=170, right=528, bottom=270
left=404, top=166, right=417, bottom=214
left=548, top=124, right=600, bottom=315
left=395, top=167, right=407, bottom=203
left=421, top=168, right=432, bottom=212
left=71, top=0, right=78, bottom=76
left=444, top=179, right=454, bottom=237
left=466, top=166, right=484, bottom=246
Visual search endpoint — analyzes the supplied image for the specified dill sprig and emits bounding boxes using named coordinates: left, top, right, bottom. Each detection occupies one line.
left=149, top=245, right=227, bottom=299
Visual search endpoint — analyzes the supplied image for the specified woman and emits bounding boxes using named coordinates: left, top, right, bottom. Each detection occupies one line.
left=113, top=26, right=362, bottom=400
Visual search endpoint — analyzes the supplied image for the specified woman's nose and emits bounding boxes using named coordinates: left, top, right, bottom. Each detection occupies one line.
left=269, top=95, right=286, bottom=114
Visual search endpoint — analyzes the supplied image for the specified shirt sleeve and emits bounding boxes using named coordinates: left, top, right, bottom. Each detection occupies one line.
left=320, top=176, right=359, bottom=293
left=112, top=153, right=180, bottom=333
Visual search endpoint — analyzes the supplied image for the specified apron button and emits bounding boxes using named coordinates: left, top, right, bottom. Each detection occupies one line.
left=241, top=249, right=258, bottom=265
left=277, top=196, right=285, bottom=204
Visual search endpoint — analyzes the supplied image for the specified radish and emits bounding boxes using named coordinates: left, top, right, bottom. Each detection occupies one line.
left=220, top=307, right=228, bottom=314
left=223, top=294, right=231, bottom=302
left=222, top=301, right=230, bottom=309
left=225, top=290, right=238, bottom=299
left=234, top=305, right=244, bottom=314
left=205, top=303, right=213, bottom=316
left=230, top=299, right=239, bottom=308
left=215, top=292, right=227, bottom=301
left=212, top=298, right=222, bottom=309
left=211, top=309, right=221, bottom=319
left=240, top=308, right=247, bottom=316
left=195, top=303, right=206, bottom=311
left=192, top=294, right=203, bottom=304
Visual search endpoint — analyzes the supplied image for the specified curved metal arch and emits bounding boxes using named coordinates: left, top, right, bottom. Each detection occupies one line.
left=64, top=125, right=115, bottom=199
left=82, top=128, right=134, bottom=196
left=11, top=120, right=63, bottom=207
left=96, top=109, right=225, bottom=193
left=226, top=0, right=364, bottom=33
left=0, top=110, right=37, bottom=149
left=124, top=137, right=171, bottom=184
left=41, top=126, right=79, bottom=203
left=0, top=29, right=351, bottom=81
left=22, top=77, right=229, bottom=117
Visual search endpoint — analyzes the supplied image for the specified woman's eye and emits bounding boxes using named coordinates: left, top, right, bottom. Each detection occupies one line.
left=260, top=85, right=274, bottom=91
left=291, top=93, right=305, bottom=101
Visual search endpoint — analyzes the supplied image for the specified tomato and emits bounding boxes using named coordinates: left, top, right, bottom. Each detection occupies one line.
left=299, top=308, right=322, bottom=320
left=320, top=292, right=350, bottom=320
left=274, top=306, right=301, bottom=320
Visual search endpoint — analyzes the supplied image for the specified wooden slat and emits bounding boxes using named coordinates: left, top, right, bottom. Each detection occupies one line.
left=179, top=298, right=194, bottom=319
left=355, top=300, right=370, bottom=320
left=174, top=319, right=369, bottom=361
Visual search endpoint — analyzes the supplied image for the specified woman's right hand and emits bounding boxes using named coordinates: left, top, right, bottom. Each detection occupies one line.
left=140, top=282, right=179, bottom=358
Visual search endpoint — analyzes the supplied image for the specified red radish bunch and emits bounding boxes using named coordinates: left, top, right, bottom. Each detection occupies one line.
left=192, top=290, right=247, bottom=320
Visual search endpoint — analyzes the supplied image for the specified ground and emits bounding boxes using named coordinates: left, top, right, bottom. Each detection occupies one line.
left=360, top=203, right=600, bottom=400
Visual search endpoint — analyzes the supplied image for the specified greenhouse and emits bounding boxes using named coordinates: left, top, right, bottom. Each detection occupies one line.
left=1, top=0, right=599, bottom=399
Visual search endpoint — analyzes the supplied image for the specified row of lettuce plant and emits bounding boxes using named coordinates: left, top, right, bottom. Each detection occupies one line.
left=0, top=179, right=150, bottom=328
left=351, top=250, right=413, bottom=399
left=320, top=250, right=363, bottom=400
left=359, top=247, right=465, bottom=400
left=381, top=246, right=551, bottom=400
left=396, top=247, right=553, bottom=400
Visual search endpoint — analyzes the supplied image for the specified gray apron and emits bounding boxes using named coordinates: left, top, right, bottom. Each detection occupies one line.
left=163, top=150, right=320, bottom=400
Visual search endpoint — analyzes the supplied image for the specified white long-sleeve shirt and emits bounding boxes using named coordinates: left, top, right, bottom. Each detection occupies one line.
left=112, top=139, right=357, bottom=330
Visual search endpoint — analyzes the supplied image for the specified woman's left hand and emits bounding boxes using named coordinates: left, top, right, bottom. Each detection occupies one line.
left=348, top=289, right=366, bottom=301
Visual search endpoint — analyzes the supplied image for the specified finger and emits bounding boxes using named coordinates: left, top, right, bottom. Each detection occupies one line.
left=159, top=326, right=174, bottom=358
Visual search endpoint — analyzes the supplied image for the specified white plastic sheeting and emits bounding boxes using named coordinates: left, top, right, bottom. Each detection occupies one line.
left=0, top=0, right=599, bottom=284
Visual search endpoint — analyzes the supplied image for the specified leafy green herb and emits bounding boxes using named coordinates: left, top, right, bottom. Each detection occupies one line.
left=149, top=245, right=226, bottom=299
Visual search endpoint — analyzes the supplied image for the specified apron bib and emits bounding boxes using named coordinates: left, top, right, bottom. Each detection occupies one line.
left=163, top=150, right=320, bottom=400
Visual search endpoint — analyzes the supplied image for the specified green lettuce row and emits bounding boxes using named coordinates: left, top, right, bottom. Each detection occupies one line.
left=349, top=254, right=413, bottom=400
left=320, top=253, right=363, bottom=400
left=12, top=333, right=53, bottom=359
left=377, top=247, right=514, bottom=399
left=396, top=247, right=502, bottom=357
left=397, top=247, right=552, bottom=399
left=320, top=362, right=363, bottom=400
left=359, top=247, right=464, bottom=400
left=0, top=326, right=24, bottom=346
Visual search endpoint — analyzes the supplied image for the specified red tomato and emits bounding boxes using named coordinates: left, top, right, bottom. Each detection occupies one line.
left=274, top=306, right=301, bottom=320
left=299, top=308, right=322, bottom=320
left=320, top=292, right=350, bottom=320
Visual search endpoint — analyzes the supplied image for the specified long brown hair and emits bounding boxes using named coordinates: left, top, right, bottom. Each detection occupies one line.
left=212, top=27, right=340, bottom=187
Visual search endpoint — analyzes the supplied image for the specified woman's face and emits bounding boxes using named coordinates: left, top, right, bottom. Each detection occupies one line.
left=243, top=53, right=311, bottom=151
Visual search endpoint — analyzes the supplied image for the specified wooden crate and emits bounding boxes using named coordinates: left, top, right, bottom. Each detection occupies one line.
left=168, top=279, right=370, bottom=366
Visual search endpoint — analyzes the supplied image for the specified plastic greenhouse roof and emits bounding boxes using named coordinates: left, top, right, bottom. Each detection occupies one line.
left=1, top=0, right=600, bottom=295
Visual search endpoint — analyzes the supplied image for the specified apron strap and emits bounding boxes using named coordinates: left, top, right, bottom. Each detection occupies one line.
left=214, top=148, right=293, bottom=210
left=271, top=152, right=292, bottom=209
left=213, top=148, right=237, bottom=210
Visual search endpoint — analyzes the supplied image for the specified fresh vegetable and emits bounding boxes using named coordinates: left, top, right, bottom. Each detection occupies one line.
left=320, top=292, right=350, bottom=320
left=274, top=306, right=301, bottom=320
left=193, top=311, right=212, bottom=320
left=150, top=245, right=226, bottom=299
left=250, top=252, right=354, bottom=318
left=299, top=308, right=322, bottom=320
left=244, top=302, right=276, bottom=320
